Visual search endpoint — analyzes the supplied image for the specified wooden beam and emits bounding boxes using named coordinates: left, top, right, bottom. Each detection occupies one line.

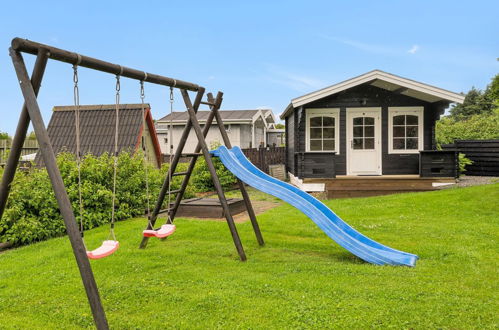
left=9, top=48, right=109, bottom=330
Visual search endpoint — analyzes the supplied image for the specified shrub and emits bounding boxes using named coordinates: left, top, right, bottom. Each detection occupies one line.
left=0, top=152, right=195, bottom=246
left=191, top=144, right=237, bottom=192
left=436, top=110, right=499, bottom=145
left=458, top=153, right=473, bottom=175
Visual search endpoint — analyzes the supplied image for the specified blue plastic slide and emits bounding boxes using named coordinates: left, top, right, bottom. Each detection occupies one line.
left=211, top=146, right=418, bottom=266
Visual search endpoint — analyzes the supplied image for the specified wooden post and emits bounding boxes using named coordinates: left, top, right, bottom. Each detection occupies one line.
left=9, top=48, right=109, bottom=330
left=207, top=93, right=265, bottom=246
left=180, top=89, right=247, bottom=261
left=0, top=51, right=48, bottom=219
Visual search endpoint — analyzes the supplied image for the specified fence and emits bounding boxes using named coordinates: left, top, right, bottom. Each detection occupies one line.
left=0, top=139, right=39, bottom=165
left=441, top=140, right=499, bottom=176
left=241, top=147, right=286, bottom=174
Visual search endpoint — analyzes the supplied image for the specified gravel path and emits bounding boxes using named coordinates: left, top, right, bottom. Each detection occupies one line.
left=439, top=176, right=499, bottom=189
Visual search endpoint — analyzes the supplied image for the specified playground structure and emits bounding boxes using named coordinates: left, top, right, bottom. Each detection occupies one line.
left=0, top=38, right=264, bottom=330
left=0, top=38, right=418, bottom=329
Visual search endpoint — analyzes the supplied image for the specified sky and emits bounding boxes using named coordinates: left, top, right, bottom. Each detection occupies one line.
left=0, top=0, right=498, bottom=135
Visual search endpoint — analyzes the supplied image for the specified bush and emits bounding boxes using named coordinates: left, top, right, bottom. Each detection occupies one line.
left=191, top=156, right=237, bottom=192
left=436, top=110, right=499, bottom=145
left=0, top=152, right=195, bottom=246
left=458, top=153, right=473, bottom=175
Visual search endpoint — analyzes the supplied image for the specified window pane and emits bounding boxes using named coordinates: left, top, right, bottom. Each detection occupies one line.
left=353, top=126, right=363, bottom=138
left=323, top=139, right=335, bottom=151
left=393, top=115, right=405, bottom=125
left=353, top=138, right=363, bottom=149
left=323, top=127, right=335, bottom=139
left=353, top=117, right=363, bottom=125
left=406, top=138, right=418, bottom=149
left=364, top=138, right=375, bottom=149
left=393, top=138, right=405, bottom=149
left=323, top=117, right=335, bottom=127
left=393, top=126, right=405, bottom=137
left=364, top=117, right=374, bottom=125
left=310, top=116, right=322, bottom=127
left=310, top=140, right=321, bottom=151
left=406, top=126, right=418, bottom=137
left=364, top=126, right=374, bottom=137
left=406, top=115, right=418, bottom=125
left=310, top=128, right=322, bottom=139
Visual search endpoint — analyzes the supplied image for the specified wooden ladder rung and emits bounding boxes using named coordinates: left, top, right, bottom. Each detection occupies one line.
left=180, top=153, right=202, bottom=157
left=200, top=101, right=215, bottom=106
left=158, top=208, right=172, bottom=215
left=169, top=189, right=182, bottom=194
left=172, top=171, right=189, bottom=177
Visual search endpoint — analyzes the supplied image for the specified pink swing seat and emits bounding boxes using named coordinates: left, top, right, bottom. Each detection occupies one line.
left=86, top=240, right=120, bottom=259
left=143, top=224, right=176, bottom=238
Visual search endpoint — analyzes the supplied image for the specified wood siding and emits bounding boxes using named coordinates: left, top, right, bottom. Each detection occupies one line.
left=441, top=140, right=499, bottom=176
left=285, top=112, right=295, bottom=173
left=285, top=84, right=447, bottom=178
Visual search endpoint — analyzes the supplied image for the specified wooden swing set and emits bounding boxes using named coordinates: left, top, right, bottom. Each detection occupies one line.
left=0, top=38, right=265, bottom=329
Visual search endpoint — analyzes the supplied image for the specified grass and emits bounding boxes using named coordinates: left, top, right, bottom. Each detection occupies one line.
left=0, top=184, right=498, bottom=329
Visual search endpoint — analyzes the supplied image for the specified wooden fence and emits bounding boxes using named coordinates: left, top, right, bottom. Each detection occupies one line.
left=0, top=139, right=39, bottom=165
left=441, top=140, right=499, bottom=176
left=241, top=147, right=286, bottom=174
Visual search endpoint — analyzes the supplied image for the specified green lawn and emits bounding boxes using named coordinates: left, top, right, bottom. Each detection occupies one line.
left=0, top=184, right=498, bottom=329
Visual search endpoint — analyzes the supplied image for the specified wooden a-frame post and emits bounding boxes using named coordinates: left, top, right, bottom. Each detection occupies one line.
left=6, top=48, right=109, bottom=330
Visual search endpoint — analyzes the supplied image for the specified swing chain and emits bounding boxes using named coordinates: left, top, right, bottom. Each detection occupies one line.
left=109, top=74, right=120, bottom=241
left=140, top=79, right=152, bottom=229
left=73, top=64, right=84, bottom=238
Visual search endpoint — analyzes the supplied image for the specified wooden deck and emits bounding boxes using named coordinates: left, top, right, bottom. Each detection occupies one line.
left=303, top=175, right=456, bottom=198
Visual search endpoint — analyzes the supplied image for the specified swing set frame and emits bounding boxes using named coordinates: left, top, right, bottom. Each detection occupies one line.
left=0, top=38, right=264, bottom=329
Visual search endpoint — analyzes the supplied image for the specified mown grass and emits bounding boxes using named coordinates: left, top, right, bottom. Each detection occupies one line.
left=0, top=184, right=498, bottom=329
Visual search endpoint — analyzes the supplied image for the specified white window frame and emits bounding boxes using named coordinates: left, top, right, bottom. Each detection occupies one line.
left=305, top=108, right=340, bottom=154
left=388, top=106, right=424, bottom=154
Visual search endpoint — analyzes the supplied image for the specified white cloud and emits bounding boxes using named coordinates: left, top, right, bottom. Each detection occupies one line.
left=320, top=35, right=399, bottom=55
left=408, top=45, right=420, bottom=54
left=264, top=64, right=325, bottom=92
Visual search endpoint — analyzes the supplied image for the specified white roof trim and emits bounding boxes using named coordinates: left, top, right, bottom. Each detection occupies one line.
left=281, top=70, right=464, bottom=119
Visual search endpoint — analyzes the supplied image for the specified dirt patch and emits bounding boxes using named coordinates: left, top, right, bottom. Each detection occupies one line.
left=160, top=200, right=282, bottom=223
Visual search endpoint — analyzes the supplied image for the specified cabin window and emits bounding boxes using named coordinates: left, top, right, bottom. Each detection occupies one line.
left=305, top=108, right=340, bottom=153
left=388, top=107, right=424, bottom=154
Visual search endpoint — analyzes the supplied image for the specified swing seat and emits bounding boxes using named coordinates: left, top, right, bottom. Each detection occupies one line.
left=86, top=240, right=120, bottom=259
left=143, top=224, right=176, bottom=238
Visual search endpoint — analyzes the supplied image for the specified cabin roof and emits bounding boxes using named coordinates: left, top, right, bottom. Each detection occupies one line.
left=37, top=104, right=162, bottom=167
left=157, top=109, right=273, bottom=125
left=280, top=70, right=465, bottom=119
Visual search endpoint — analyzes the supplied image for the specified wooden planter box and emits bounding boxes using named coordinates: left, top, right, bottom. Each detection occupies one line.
left=419, top=150, right=458, bottom=178
left=172, top=197, right=246, bottom=218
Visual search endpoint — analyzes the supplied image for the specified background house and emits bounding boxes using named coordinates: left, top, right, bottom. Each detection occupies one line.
left=156, top=109, right=280, bottom=154
left=37, top=104, right=162, bottom=168
left=281, top=70, right=465, bottom=179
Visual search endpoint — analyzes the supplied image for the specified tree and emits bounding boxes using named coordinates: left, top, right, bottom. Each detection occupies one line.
left=0, top=131, right=9, bottom=140
left=275, top=123, right=285, bottom=129
left=450, top=74, right=499, bottom=120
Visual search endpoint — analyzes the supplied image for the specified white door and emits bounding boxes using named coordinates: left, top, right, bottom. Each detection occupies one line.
left=346, top=108, right=382, bottom=175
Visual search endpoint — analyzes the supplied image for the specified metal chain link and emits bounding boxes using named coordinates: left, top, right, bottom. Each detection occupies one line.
left=140, top=80, right=153, bottom=229
left=167, top=87, right=174, bottom=224
left=109, top=74, right=120, bottom=241
left=73, top=65, right=85, bottom=240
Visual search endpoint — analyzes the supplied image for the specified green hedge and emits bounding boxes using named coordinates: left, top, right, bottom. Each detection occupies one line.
left=0, top=152, right=196, bottom=246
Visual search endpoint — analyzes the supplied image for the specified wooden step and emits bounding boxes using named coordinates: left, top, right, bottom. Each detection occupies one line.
left=327, top=185, right=436, bottom=191
left=327, top=189, right=435, bottom=199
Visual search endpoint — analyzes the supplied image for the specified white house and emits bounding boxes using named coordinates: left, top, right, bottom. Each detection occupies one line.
left=156, top=109, right=282, bottom=154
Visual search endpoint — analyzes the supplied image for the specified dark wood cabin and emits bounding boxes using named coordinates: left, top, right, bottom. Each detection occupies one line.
left=281, top=70, right=464, bottom=182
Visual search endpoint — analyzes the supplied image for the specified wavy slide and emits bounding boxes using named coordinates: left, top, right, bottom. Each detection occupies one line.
left=211, top=146, right=418, bottom=266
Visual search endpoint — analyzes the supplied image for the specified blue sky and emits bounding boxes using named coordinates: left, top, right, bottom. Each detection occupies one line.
left=0, top=0, right=498, bottom=135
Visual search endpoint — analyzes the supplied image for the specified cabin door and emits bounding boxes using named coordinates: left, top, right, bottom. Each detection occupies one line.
left=346, top=108, right=382, bottom=175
